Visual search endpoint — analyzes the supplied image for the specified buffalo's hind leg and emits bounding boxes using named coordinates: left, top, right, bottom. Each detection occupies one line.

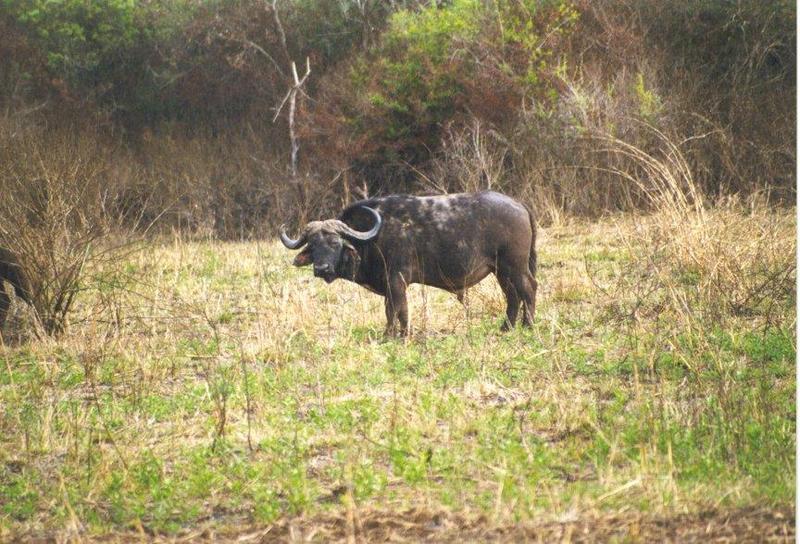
left=513, top=270, right=536, bottom=328
left=521, top=271, right=537, bottom=326
left=496, top=273, right=520, bottom=331
left=497, top=254, right=536, bottom=330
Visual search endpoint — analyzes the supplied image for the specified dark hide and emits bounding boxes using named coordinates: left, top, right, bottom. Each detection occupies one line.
left=282, top=191, right=538, bottom=335
left=0, top=248, right=31, bottom=332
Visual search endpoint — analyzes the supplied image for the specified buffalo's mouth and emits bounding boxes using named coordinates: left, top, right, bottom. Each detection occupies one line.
left=314, top=268, right=337, bottom=283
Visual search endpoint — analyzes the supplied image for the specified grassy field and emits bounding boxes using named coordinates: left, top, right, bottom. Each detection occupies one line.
left=0, top=205, right=795, bottom=542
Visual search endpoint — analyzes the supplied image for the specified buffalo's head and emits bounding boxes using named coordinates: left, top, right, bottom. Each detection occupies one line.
left=279, top=207, right=382, bottom=283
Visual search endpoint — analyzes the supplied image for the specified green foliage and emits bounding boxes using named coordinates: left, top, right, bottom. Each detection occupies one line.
left=0, top=0, right=793, bottom=210
left=387, top=0, right=482, bottom=58
left=6, top=1, right=137, bottom=91
left=350, top=1, right=478, bottom=150
left=1, top=474, right=39, bottom=521
left=340, top=0, right=577, bottom=180
left=496, top=0, right=579, bottom=85
left=2, top=0, right=195, bottom=120
left=13, top=0, right=139, bottom=75
left=634, top=72, right=662, bottom=119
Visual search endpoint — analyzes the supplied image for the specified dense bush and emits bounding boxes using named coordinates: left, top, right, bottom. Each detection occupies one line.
left=304, top=0, right=578, bottom=192
left=0, top=0, right=794, bottom=235
left=2, top=0, right=175, bottom=122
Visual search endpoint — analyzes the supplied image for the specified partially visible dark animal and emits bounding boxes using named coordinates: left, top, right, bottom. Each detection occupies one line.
left=0, top=248, right=32, bottom=332
left=280, top=191, right=537, bottom=335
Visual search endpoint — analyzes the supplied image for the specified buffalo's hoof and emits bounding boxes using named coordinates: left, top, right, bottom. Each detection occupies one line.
left=383, top=327, right=409, bottom=338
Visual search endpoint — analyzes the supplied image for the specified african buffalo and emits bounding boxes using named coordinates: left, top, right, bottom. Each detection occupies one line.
left=0, top=248, right=31, bottom=332
left=280, top=191, right=537, bottom=335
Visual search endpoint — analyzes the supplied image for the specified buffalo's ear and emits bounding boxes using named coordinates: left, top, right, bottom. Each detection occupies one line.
left=293, top=249, right=313, bottom=267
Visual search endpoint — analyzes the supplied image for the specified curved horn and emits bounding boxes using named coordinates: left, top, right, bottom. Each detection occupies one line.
left=338, top=206, right=382, bottom=242
left=279, top=224, right=307, bottom=249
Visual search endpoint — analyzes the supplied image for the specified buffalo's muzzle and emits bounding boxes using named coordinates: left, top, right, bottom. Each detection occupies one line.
left=314, top=264, right=336, bottom=283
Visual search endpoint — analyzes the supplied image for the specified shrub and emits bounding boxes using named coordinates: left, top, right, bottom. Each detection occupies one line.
left=0, top=122, right=136, bottom=335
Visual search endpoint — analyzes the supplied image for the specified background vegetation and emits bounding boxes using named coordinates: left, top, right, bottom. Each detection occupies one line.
left=0, top=0, right=795, bottom=234
left=0, top=0, right=795, bottom=540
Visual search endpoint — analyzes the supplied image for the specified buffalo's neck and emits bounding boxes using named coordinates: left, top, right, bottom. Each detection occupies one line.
left=351, top=245, right=388, bottom=296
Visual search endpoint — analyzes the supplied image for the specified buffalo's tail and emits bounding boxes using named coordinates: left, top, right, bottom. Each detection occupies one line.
left=524, top=203, right=537, bottom=277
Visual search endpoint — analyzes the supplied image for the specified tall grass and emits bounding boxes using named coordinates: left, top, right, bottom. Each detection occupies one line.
left=595, top=125, right=795, bottom=328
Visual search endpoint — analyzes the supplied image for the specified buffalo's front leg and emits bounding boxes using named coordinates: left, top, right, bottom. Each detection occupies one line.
left=384, top=274, right=409, bottom=336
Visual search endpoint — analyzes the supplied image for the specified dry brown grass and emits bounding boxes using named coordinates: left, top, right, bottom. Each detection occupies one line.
left=590, top=126, right=795, bottom=332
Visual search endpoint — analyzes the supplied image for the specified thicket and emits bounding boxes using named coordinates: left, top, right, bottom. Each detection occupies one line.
left=0, top=0, right=795, bottom=237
